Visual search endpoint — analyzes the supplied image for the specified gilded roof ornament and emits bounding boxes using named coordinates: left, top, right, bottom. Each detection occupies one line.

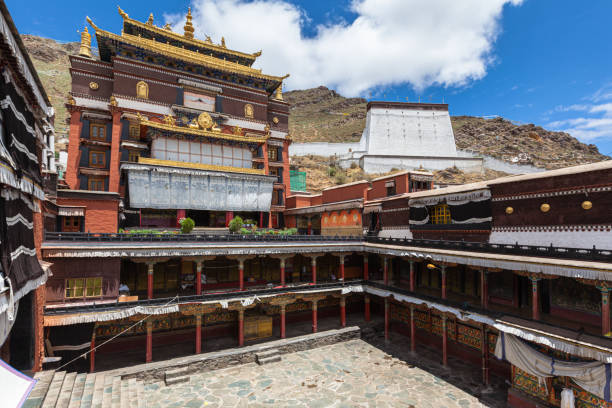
left=109, top=96, right=118, bottom=106
left=163, top=115, right=176, bottom=126
left=79, top=26, right=93, bottom=58
left=197, top=112, right=214, bottom=130
left=221, top=37, right=226, bottom=48
left=117, top=6, right=129, bottom=19
left=184, top=7, right=195, bottom=39
left=146, top=13, right=154, bottom=25
left=163, top=23, right=172, bottom=31
left=274, top=83, right=283, bottom=100
left=233, top=126, right=243, bottom=136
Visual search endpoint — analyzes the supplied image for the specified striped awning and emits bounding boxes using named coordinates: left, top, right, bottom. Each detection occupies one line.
left=58, top=206, right=85, bottom=217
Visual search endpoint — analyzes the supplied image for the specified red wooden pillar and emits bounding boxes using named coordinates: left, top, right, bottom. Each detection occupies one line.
left=441, top=265, right=447, bottom=300
left=89, top=332, right=95, bottom=373
left=259, top=212, right=264, bottom=229
left=239, top=260, right=245, bottom=291
left=196, top=261, right=202, bottom=295
left=410, top=305, right=416, bottom=353
left=364, top=295, right=371, bottom=322
left=195, top=314, right=202, bottom=354
left=339, top=255, right=345, bottom=281
left=383, top=257, right=388, bottom=285
left=480, top=270, right=488, bottom=309
left=340, top=296, right=346, bottom=328
left=601, top=286, right=611, bottom=336
left=531, top=277, right=540, bottom=320
left=384, top=298, right=390, bottom=341
left=481, top=325, right=490, bottom=385
left=363, top=255, right=369, bottom=280
left=307, top=216, right=312, bottom=235
left=409, top=261, right=415, bottom=292
left=238, top=309, right=244, bottom=347
left=176, top=209, right=186, bottom=228
left=147, top=262, right=154, bottom=300
left=280, top=305, right=286, bottom=339
left=311, top=257, right=317, bottom=284
left=442, top=315, right=448, bottom=367
left=225, top=211, right=234, bottom=227
left=280, top=259, right=286, bottom=286
left=145, top=320, right=153, bottom=363
left=312, top=300, right=318, bottom=333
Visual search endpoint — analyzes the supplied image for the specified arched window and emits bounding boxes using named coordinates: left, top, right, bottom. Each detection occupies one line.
left=431, top=204, right=451, bottom=224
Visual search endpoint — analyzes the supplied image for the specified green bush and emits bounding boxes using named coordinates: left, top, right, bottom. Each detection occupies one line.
left=334, top=173, right=347, bottom=185
left=228, top=216, right=244, bottom=233
left=239, top=227, right=252, bottom=235
left=328, top=166, right=337, bottom=177
left=244, top=219, right=256, bottom=226
left=179, top=217, right=195, bottom=234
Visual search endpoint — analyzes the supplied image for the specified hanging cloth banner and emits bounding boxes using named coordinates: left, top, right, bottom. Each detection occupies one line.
left=494, top=332, right=612, bottom=402
left=0, top=358, right=36, bottom=408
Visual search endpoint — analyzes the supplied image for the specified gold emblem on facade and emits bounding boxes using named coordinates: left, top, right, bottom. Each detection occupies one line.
left=89, top=82, right=99, bottom=90
left=581, top=201, right=593, bottom=210
left=136, top=81, right=149, bottom=99
left=233, top=126, right=243, bottom=135
left=244, top=104, right=254, bottom=118
left=272, top=116, right=279, bottom=124
left=505, top=207, right=514, bottom=214
left=163, top=115, right=176, bottom=126
left=540, top=203, right=550, bottom=213
left=109, top=96, right=118, bottom=106
left=197, top=112, right=214, bottom=130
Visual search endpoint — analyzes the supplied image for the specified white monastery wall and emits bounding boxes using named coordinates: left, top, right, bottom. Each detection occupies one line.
left=489, top=227, right=612, bottom=250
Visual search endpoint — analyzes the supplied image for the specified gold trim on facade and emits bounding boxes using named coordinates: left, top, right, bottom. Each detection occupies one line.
left=117, top=6, right=261, bottom=63
left=139, top=116, right=268, bottom=144
left=138, top=157, right=265, bottom=175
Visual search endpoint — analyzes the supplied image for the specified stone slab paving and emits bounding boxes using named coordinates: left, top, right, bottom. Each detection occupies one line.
left=143, top=339, right=493, bottom=408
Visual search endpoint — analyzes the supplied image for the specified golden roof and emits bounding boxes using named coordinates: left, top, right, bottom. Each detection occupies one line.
left=117, top=6, right=261, bottom=63
left=138, top=157, right=265, bottom=176
left=87, top=16, right=288, bottom=83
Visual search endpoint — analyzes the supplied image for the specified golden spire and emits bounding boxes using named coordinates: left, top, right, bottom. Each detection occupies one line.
left=183, top=7, right=194, bottom=39
left=221, top=37, right=226, bottom=48
left=117, top=6, right=128, bottom=19
left=79, top=26, right=93, bottom=58
left=274, top=83, right=283, bottom=100
left=146, top=13, right=154, bottom=25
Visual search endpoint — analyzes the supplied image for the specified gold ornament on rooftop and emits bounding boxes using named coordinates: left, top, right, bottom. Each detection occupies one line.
left=274, top=83, right=283, bottom=100
left=581, top=200, right=593, bottom=210
left=79, top=26, right=93, bottom=58
left=183, top=7, right=195, bottom=39
left=146, top=13, right=154, bottom=25
left=197, top=112, right=213, bottom=130
left=540, top=203, right=550, bottom=213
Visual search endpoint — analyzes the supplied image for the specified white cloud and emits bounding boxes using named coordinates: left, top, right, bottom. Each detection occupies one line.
left=165, top=0, right=522, bottom=96
left=547, top=83, right=612, bottom=142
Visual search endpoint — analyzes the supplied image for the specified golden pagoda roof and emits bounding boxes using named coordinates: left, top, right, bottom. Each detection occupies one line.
left=117, top=6, right=261, bottom=64
left=87, top=16, right=288, bottom=84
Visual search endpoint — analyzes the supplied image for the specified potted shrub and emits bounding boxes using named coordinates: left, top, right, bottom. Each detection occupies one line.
left=179, top=217, right=195, bottom=234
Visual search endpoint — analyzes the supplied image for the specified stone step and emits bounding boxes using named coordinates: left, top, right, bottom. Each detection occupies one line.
left=256, top=355, right=281, bottom=365
left=127, top=379, right=138, bottom=408
left=91, top=374, right=105, bottom=408
left=56, top=372, right=77, bottom=408
left=110, top=377, right=121, bottom=408
left=135, top=381, right=145, bottom=408
left=79, top=373, right=97, bottom=408
left=68, top=373, right=87, bottom=408
left=41, top=371, right=66, bottom=408
left=164, top=375, right=190, bottom=386
left=23, top=370, right=55, bottom=408
left=101, top=375, right=114, bottom=408
left=120, top=379, right=129, bottom=408
left=164, top=366, right=193, bottom=380
left=255, top=348, right=280, bottom=360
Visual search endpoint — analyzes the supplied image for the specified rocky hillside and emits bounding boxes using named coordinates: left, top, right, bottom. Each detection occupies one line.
left=21, top=35, right=78, bottom=146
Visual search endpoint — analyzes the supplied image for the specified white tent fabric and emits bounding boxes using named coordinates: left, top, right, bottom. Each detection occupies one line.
left=0, top=358, right=36, bottom=408
left=494, top=332, right=612, bottom=402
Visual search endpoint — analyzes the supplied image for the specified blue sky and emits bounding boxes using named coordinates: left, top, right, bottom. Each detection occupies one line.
left=7, top=0, right=612, bottom=156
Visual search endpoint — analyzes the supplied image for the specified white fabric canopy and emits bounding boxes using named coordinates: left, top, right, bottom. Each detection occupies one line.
left=494, top=333, right=612, bottom=402
left=0, top=359, right=36, bottom=408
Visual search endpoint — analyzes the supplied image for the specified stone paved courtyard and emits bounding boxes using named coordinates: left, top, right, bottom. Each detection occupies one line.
left=143, top=339, right=495, bottom=408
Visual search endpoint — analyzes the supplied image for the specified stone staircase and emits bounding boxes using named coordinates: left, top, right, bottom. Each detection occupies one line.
left=255, top=348, right=281, bottom=365
left=163, top=366, right=193, bottom=386
left=23, top=370, right=146, bottom=408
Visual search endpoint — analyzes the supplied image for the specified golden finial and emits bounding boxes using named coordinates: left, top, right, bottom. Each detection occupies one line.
left=184, top=7, right=194, bottom=39
left=221, top=37, right=226, bottom=48
left=205, top=35, right=212, bottom=44
left=274, top=83, right=283, bottom=100
left=163, top=23, right=172, bottom=31
left=146, top=13, right=154, bottom=25
left=117, top=6, right=128, bottom=19
left=79, top=26, right=92, bottom=58
left=85, top=16, right=99, bottom=31
left=253, top=50, right=262, bottom=57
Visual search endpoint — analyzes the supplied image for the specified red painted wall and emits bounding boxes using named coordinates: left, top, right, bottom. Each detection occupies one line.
left=57, top=196, right=119, bottom=233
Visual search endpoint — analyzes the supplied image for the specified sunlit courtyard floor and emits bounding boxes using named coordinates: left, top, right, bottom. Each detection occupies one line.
left=143, top=339, right=498, bottom=408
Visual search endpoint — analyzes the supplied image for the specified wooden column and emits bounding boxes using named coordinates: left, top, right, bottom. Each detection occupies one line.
left=530, top=277, right=540, bottom=320
left=364, top=295, right=371, bottom=322
left=442, top=315, right=448, bottom=367
left=238, top=259, right=245, bottom=291
left=89, top=332, right=95, bottom=373
left=312, top=300, right=318, bottom=333
left=280, top=305, right=286, bottom=339
left=480, top=269, right=488, bottom=309
left=196, top=261, right=203, bottom=295
left=409, top=261, right=415, bottom=292
left=383, top=257, right=389, bottom=285
left=339, top=255, right=345, bottom=281
left=195, top=314, right=202, bottom=354
left=410, top=305, right=416, bottom=353
left=280, top=259, right=286, bottom=286
left=307, top=216, right=312, bottom=235
left=340, top=296, right=346, bottom=328
left=481, top=325, right=490, bottom=385
left=108, top=109, right=122, bottom=193
left=384, top=298, right=390, bottom=341
left=311, top=257, right=317, bottom=284
left=147, top=262, right=155, bottom=300
left=238, top=309, right=244, bottom=347
left=600, top=286, right=611, bottom=336
left=441, top=265, right=447, bottom=300
left=145, top=320, right=153, bottom=363
left=363, top=255, right=369, bottom=280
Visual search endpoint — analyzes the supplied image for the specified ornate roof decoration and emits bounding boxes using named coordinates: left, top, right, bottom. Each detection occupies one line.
left=87, top=16, right=289, bottom=85
left=117, top=6, right=261, bottom=65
